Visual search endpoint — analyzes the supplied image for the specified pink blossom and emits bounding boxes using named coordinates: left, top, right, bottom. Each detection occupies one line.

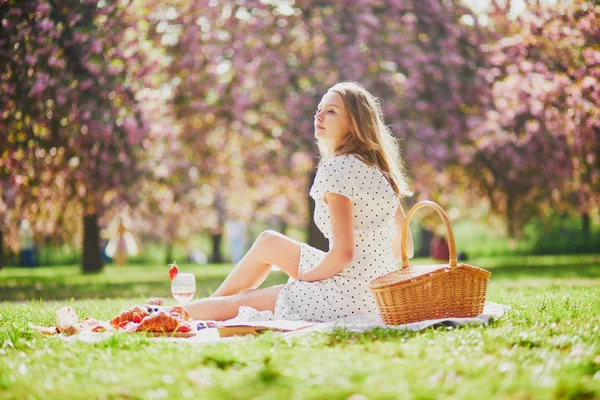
left=102, top=124, right=113, bottom=139
left=85, top=62, right=101, bottom=75
left=79, top=79, right=94, bottom=91
left=30, top=73, right=49, bottom=97
left=25, top=54, right=37, bottom=66
left=358, top=13, right=379, bottom=28
left=107, top=65, right=121, bottom=75
left=35, top=3, right=50, bottom=13
left=73, top=32, right=90, bottom=43
left=39, top=18, right=54, bottom=32
left=2, top=82, right=15, bottom=95
left=48, top=55, right=64, bottom=69
left=91, top=39, right=103, bottom=54
left=124, top=116, right=144, bottom=146
left=581, top=76, right=597, bottom=90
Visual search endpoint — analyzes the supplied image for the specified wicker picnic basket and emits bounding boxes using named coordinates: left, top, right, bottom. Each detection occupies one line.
left=369, top=201, right=492, bottom=325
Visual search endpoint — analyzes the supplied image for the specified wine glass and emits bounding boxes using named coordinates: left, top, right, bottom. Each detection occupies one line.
left=171, top=272, right=196, bottom=304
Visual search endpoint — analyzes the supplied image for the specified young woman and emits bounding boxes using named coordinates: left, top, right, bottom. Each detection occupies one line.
left=182, top=81, right=414, bottom=322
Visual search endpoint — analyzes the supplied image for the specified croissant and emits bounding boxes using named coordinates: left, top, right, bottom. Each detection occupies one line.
left=136, top=311, right=180, bottom=332
left=109, top=305, right=148, bottom=328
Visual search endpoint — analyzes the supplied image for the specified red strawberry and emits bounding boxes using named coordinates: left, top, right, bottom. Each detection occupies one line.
left=168, top=263, right=179, bottom=281
left=176, top=325, right=191, bottom=333
left=118, top=321, right=130, bottom=329
left=132, top=314, right=143, bottom=323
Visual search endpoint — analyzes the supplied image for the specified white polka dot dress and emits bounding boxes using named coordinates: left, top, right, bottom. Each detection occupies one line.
left=274, top=154, right=400, bottom=322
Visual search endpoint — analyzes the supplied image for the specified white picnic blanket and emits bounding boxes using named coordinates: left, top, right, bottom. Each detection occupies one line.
left=283, top=301, right=508, bottom=338
left=57, top=302, right=508, bottom=344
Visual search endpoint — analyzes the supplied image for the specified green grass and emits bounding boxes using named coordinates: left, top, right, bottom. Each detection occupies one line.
left=0, top=263, right=279, bottom=302
left=1, top=255, right=599, bottom=399
left=430, top=215, right=600, bottom=258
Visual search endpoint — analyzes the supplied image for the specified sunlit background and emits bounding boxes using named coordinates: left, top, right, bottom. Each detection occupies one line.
left=1, top=0, right=598, bottom=272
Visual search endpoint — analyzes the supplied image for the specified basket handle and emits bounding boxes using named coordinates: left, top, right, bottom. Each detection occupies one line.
left=401, top=200, right=457, bottom=269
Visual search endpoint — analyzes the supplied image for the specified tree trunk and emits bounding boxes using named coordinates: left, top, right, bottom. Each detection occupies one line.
left=307, top=171, right=328, bottom=252
left=506, top=194, right=516, bottom=239
left=82, top=213, right=103, bottom=273
left=417, top=228, right=434, bottom=258
left=279, top=219, right=288, bottom=236
left=582, top=212, right=590, bottom=241
left=0, top=230, right=3, bottom=270
left=211, top=187, right=225, bottom=264
left=210, top=233, right=224, bottom=263
left=165, top=242, right=173, bottom=265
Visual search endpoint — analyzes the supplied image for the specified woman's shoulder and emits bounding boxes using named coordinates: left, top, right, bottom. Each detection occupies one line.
left=321, top=154, right=365, bottom=171
left=316, top=156, right=354, bottom=182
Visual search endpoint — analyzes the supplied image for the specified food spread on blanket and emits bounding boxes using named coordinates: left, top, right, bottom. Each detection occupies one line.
left=33, top=300, right=219, bottom=336
left=32, top=263, right=219, bottom=337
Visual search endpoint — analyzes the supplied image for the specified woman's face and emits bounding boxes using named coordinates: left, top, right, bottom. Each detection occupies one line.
left=314, top=90, right=352, bottom=148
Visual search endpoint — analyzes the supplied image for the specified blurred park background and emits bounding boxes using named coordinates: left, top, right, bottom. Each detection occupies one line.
left=1, top=0, right=598, bottom=277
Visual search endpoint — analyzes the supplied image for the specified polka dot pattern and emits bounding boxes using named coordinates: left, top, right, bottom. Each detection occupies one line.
left=275, top=155, right=400, bottom=322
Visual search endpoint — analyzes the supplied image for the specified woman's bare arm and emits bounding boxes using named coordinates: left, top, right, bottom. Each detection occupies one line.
left=300, top=193, right=354, bottom=282
left=392, top=200, right=414, bottom=261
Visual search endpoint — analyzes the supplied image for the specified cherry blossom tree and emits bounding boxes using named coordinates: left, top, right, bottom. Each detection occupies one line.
left=0, top=0, right=158, bottom=271
left=462, top=0, right=599, bottom=236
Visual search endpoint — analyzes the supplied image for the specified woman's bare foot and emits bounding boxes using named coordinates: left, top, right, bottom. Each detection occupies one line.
left=168, top=305, right=191, bottom=321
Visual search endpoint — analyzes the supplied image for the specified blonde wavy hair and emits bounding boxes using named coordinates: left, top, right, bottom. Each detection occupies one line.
left=317, top=81, right=412, bottom=197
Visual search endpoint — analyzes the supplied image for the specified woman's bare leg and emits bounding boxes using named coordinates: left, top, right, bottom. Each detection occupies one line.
left=183, top=285, right=285, bottom=321
left=211, top=230, right=302, bottom=297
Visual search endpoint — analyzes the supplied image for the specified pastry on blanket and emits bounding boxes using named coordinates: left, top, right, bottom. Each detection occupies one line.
left=146, top=297, right=165, bottom=306
left=80, top=318, right=114, bottom=333
left=30, top=324, right=59, bottom=335
left=136, top=311, right=180, bottom=332
left=109, top=305, right=149, bottom=328
left=80, top=317, right=102, bottom=328
left=55, top=306, right=81, bottom=336
left=119, top=321, right=141, bottom=333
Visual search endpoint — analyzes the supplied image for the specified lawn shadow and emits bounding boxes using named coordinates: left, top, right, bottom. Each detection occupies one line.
left=485, top=262, right=600, bottom=280
left=0, top=270, right=289, bottom=302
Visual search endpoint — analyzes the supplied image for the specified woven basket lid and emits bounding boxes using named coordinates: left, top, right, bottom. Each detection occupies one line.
left=369, top=263, right=491, bottom=289
left=369, top=264, right=450, bottom=289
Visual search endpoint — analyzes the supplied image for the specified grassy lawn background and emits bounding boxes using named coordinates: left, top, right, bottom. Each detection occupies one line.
left=1, top=254, right=599, bottom=399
